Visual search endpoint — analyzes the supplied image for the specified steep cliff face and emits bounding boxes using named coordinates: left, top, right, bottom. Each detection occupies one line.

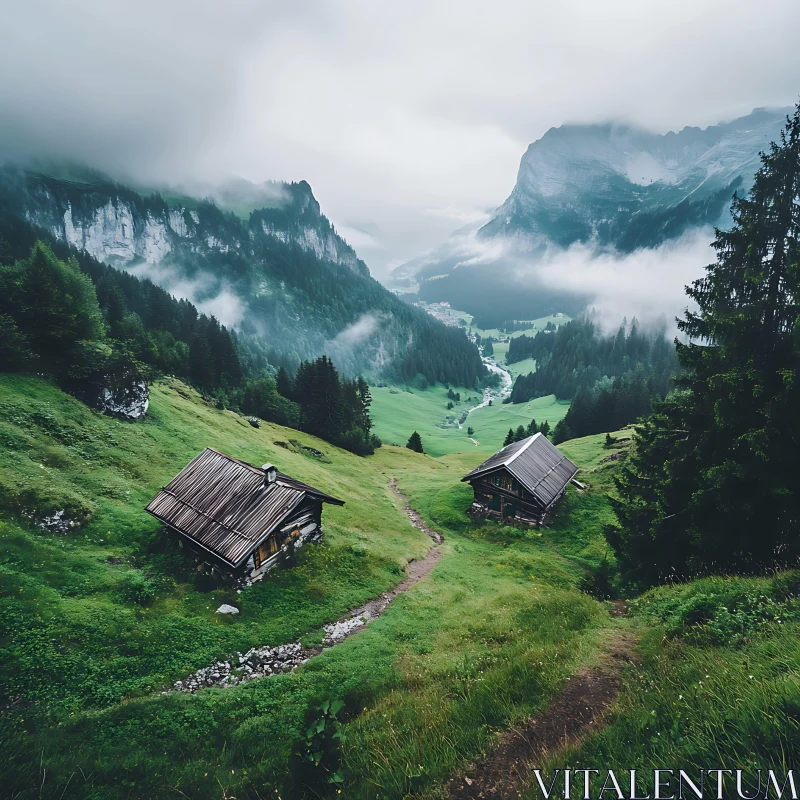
left=480, top=107, right=789, bottom=251
left=0, top=166, right=485, bottom=383
left=392, top=108, right=791, bottom=327
left=16, top=171, right=366, bottom=276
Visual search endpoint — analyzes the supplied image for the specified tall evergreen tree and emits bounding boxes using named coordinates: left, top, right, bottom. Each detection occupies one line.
left=4, top=242, right=105, bottom=374
left=406, top=431, right=424, bottom=453
left=608, top=106, right=800, bottom=588
left=514, top=424, right=526, bottom=442
left=503, top=428, right=515, bottom=447
left=276, top=366, right=293, bottom=399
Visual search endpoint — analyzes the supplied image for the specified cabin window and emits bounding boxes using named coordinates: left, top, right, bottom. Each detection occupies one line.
left=511, top=479, right=519, bottom=492
left=493, top=475, right=500, bottom=487
left=499, top=475, right=513, bottom=491
left=253, top=535, right=279, bottom=569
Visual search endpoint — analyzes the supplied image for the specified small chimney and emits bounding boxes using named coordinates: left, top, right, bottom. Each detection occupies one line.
left=261, top=463, right=277, bottom=486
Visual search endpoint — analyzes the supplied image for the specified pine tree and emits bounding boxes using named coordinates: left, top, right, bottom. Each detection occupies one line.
left=609, top=105, right=800, bottom=588
left=12, top=243, right=105, bottom=373
left=514, top=424, right=526, bottom=441
left=526, top=418, right=538, bottom=436
left=189, top=333, right=215, bottom=388
left=276, top=366, right=293, bottom=399
left=539, top=420, right=551, bottom=438
left=406, top=431, right=423, bottom=453
left=503, top=428, right=515, bottom=447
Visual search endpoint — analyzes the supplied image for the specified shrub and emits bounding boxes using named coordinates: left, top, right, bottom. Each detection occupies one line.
left=118, top=572, right=158, bottom=605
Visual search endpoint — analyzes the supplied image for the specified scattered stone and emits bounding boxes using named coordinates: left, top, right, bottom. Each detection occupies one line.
left=216, top=604, right=240, bottom=615
left=174, top=641, right=313, bottom=692
left=37, top=510, right=81, bottom=534
left=322, top=613, right=372, bottom=645
left=99, top=380, right=149, bottom=420
left=106, top=556, right=124, bottom=565
left=248, top=417, right=260, bottom=428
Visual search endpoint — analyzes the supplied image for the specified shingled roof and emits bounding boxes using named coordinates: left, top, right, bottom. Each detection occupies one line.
left=146, top=448, right=343, bottom=567
left=461, top=434, right=578, bottom=508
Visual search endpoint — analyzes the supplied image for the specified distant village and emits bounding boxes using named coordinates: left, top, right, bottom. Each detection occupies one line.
left=413, top=300, right=566, bottom=343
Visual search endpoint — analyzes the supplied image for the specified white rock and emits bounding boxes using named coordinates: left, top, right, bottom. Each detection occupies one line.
left=216, top=604, right=240, bottom=615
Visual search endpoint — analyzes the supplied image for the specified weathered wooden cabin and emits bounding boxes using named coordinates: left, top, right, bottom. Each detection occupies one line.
left=146, top=448, right=344, bottom=581
left=461, top=433, right=578, bottom=524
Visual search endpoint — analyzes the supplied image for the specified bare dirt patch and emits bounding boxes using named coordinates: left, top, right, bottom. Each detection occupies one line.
left=445, top=631, right=638, bottom=800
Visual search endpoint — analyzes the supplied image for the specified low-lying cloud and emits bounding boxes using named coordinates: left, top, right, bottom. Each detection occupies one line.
left=328, top=313, right=384, bottom=350
left=126, top=261, right=246, bottom=328
left=412, top=224, right=717, bottom=333
left=528, top=229, right=715, bottom=331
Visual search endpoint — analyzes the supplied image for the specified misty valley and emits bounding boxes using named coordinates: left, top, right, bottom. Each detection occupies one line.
left=2, top=22, right=800, bottom=799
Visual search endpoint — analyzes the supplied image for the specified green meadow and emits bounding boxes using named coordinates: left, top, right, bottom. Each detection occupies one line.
left=370, top=384, right=569, bottom=456
left=0, top=373, right=615, bottom=799
left=2, top=373, right=799, bottom=799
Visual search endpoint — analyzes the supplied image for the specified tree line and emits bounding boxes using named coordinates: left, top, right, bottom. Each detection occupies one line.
left=503, top=418, right=550, bottom=447
left=508, top=316, right=676, bottom=400
left=608, top=105, right=800, bottom=589
left=507, top=315, right=677, bottom=437
left=276, top=358, right=379, bottom=456
left=0, top=239, right=376, bottom=455
left=551, top=370, right=657, bottom=444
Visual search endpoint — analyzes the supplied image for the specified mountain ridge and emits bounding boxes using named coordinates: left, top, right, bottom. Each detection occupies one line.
left=0, top=165, right=486, bottom=386
left=479, top=106, right=790, bottom=250
left=397, top=107, right=790, bottom=326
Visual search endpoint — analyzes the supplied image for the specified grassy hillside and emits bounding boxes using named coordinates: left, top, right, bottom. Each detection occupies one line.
left=528, top=569, right=800, bottom=798
left=0, top=374, right=618, bottom=799
left=371, top=385, right=569, bottom=457
left=0, top=375, right=431, bottom=714
left=4, top=373, right=795, bottom=799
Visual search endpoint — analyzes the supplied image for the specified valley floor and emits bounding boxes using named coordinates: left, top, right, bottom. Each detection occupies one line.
left=1, top=375, right=798, bottom=799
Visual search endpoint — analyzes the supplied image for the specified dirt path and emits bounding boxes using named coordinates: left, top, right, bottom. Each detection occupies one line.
left=173, top=477, right=443, bottom=693
left=389, top=477, right=443, bottom=544
left=445, top=629, right=638, bottom=800
left=321, top=485, right=442, bottom=641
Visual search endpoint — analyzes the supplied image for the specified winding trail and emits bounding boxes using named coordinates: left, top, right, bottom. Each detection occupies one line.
left=172, top=477, right=442, bottom=692
left=445, top=626, right=638, bottom=800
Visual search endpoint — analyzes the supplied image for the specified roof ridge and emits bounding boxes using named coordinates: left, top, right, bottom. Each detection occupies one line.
left=505, top=433, right=540, bottom=466
left=205, top=447, right=265, bottom=475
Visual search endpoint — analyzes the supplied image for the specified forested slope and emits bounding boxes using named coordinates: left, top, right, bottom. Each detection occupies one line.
left=0, top=166, right=485, bottom=387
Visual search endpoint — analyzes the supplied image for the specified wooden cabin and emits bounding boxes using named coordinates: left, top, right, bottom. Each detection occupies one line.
left=461, top=433, right=578, bottom=524
left=146, top=448, right=344, bottom=581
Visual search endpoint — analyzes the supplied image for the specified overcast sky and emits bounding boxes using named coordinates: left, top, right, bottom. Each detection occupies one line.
left=2, top=0, right=799, bottom=278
